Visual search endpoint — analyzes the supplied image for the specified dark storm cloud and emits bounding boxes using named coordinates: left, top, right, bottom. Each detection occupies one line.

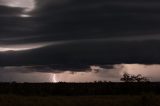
left=1, top=40, right=160, bottom=69
left=0, top=6, right=28, bottom=39
left=0, top=6, right=23, bottom=16
left=1, top=0, right=160, bottom=70
left=0, top=64, right=115, bottom=73
left=2, top=0, right=160, bottom=43
left=31, top=0, right=160, bottom=41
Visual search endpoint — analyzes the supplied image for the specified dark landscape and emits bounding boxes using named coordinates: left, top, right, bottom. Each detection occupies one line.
left=0, top=94, right=159, bottom=106
left=0, top=82, right=158, bottom=96
left=0, top=82, right=158, bottom=106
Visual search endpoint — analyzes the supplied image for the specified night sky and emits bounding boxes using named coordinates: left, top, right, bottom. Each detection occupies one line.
left=0, top=0, right=160, bottom=82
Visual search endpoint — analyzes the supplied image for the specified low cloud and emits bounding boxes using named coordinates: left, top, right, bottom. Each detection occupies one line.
left=0, top=0, right=160, bottom=68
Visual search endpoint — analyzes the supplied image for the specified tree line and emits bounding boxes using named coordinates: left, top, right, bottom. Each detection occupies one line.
left=121, top=73, right=150, bottom=82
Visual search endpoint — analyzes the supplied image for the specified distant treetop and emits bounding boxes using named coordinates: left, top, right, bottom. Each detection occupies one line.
left=121, top=73, right=150, bottom=82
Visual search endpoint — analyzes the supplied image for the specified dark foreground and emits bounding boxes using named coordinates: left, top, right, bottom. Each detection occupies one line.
left=0, top=82, right=159, bottom=106
left=0, top=95, right=159, bottom=106
left=0, top=82, right=159, bottom=95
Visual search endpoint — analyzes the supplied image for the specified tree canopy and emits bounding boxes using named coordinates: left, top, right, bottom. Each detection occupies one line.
left=121, top=73, right=150, bottom=82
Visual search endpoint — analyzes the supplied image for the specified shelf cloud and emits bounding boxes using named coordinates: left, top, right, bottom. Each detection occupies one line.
left=0, top=0, right=160, bottom=70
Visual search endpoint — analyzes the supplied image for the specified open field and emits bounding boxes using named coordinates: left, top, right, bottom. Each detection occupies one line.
left=0, top=95, right=159, bottom=106
left=0, top=82, right=159, bottom=95
left=0, top=82, right=159, bottom=106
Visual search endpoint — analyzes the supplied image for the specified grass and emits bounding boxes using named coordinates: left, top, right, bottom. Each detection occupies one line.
left=0, top=94, right=159, bottom=106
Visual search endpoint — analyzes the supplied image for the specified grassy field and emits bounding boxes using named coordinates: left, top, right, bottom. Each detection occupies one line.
left=0, top=94, right=159, bottom=106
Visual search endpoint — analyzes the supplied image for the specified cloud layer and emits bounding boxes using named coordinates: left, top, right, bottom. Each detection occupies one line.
left=0, top=0, right=160, bottom=70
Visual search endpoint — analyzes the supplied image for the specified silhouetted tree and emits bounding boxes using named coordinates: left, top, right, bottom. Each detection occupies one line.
left=121, top=73, right=150, bottom=82
left=120, top=73, right=134, bottom=82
